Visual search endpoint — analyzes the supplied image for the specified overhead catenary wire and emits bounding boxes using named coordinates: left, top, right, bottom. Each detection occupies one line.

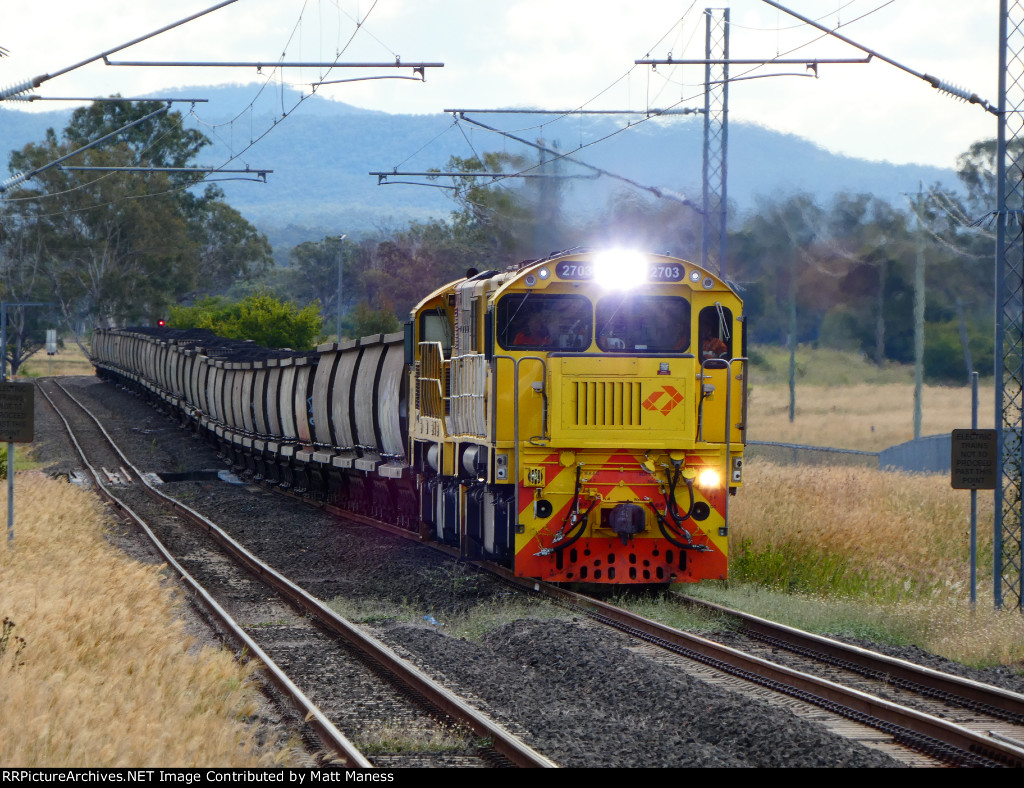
left=0, top=0, right=239, bottom=101
left=14, top=0, right=425, bottom=214
left=5, top=96, right=208, bottom=104
left=373, top=3, right=716, bottom=197
left=388, top=2, right=900, bottom=207
left=645, top=0, right=900, bottom=95
left=13, top=0, right=436, bottom=215
left=4, top=100, right=266, bottom=213
left=371, top=171, right=597, bottom=181
left=58, top=165, right=273, bottom=184
left=0, top=103, right=171, bottom=195
left=184, top=0, right=442, bottom=188
left=103, top=59, right=442, bottom=72
left=451, top=112, right=702, bottom=208
left=760, top=0, right=996, bottom=113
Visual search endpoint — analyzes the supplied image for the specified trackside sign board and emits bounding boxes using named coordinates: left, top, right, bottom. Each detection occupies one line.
left=0, top=382, right=34, bottom=443
left=950, top=429, right=997, bottom=490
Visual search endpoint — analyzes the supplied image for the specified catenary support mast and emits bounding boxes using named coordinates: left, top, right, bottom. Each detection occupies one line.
left=702, top=8, right=729, bottom=280
left=996, top=0, right=1024, bottom=610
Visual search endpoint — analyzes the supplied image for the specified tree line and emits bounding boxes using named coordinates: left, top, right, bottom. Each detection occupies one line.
left=0, top=99, right=1007, bottom=383
left=0, top=100, right=271, bottom=372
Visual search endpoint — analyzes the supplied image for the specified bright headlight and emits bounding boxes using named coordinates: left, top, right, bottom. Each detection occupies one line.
left=697, top=468, right=722, bottom=490
left=593, top=250, right=646, bottom=291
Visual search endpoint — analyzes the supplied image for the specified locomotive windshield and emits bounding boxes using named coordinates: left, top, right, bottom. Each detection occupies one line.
left=496, top=293, right=593, bottom=352
left=595, top=295, right=692, bottom=354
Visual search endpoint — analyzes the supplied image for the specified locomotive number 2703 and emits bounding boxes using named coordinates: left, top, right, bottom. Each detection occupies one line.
left=649, top=265, right=685, bottom=282
left=556, top=262, right=594, bottom=280
left=555, top=262, right=686, bottom=282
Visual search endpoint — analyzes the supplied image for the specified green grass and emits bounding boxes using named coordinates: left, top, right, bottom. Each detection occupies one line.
left=326, top=597, right=422, bottom=626
left=750, top=344, right=922, bottom=386
left=355, top=720, right=471, bottom=755
left=728, top=540, right=875, bottom=598
left=679, top=583, right=917, bottom=646
left=442, top=599, right=571, bottom=641
left=610, top=590, right=740, bottom=634
left=660, top=581, right=1024, bottom=669
left=327, top=594, right=571, bottom=641
left=2, top=443, right=48, bottom=478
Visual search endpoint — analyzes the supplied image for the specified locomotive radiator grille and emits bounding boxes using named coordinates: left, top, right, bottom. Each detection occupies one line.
left=573, top=380, right=643, bottom=427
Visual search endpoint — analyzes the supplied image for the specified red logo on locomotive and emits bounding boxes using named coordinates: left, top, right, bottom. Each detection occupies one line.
left=642, top=385, right=683, bottom=415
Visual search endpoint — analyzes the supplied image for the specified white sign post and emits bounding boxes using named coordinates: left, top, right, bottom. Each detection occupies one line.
left=46, top=329, right=57, bottom=376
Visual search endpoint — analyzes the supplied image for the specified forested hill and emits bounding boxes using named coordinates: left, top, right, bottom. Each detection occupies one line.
left=2, top=84, right=957, bottom=239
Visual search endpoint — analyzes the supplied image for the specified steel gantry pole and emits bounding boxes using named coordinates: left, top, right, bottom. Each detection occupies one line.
left=702, top=8, right=729, bottom=280
left=996, top=0, right=1024, bottom=610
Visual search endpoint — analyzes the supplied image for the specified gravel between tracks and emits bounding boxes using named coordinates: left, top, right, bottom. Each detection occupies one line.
left=29, top=374, right=1022, bottom=768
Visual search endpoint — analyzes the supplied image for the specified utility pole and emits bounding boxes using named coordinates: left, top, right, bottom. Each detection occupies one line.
left=334, top=235, right=347, bottom=341
left=788, top=253, right=797, bottom=423
left=912, top=186, right=926, bottom=441
left=535, top=142, right=562, bottom=255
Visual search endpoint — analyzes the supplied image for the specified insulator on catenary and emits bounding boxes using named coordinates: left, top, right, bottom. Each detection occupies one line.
left=0, top=78, right=38, bottom=101
left=0, top=172, right=29, bottom=193
left=927, top=75, right=981, bottom=105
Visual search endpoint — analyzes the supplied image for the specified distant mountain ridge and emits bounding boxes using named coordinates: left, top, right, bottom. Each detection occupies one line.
left=1, top=84, right=960, bottom=246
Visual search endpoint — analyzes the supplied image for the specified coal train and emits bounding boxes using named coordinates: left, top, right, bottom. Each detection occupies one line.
left=92, top=248, right=747, bottom=585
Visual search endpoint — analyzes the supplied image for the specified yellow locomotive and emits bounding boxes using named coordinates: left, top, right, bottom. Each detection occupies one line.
left=409, top=248, right=746, bottom=584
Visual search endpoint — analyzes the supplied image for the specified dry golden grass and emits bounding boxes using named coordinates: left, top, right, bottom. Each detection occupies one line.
left=16, top=341, right=94, bottom=378
left=749, top=382, right=995, bottom=451
left=730, top=463, right=992, bottom=598
left=0, top=473, right=297, bottom=767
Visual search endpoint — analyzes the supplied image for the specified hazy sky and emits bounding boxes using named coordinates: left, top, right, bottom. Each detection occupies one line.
left=1, top=1, right=1000, bottom=170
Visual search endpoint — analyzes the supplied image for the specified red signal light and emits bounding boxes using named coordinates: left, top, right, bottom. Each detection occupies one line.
left=157, top=319, right=166, bottom=327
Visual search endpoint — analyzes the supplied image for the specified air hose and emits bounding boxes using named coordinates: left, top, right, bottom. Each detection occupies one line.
left=534, top=465, right=597, bottom=556
left=648, top=464, right=710, bottom=552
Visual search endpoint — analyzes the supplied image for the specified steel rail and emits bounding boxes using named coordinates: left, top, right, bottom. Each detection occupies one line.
left=47, top=379, right=557, bottom=770
left=677, top=594, right=1024, bottom=724
left=37, top=380, right=372, bottom=769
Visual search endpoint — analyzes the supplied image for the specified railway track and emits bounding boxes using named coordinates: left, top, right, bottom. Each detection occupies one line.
left=518, top=581, right=1024, bottom=767
left=36, top=373, right=1024, bottom=767
left=673, top=594, right=1024, bottom=758
left=36, top=378, right=556, bottom=769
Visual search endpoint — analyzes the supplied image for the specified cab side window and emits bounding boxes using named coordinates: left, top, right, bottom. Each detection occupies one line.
left=698, top=305, right=732, bottom=362
left=420, top=311, right=453, bottom=356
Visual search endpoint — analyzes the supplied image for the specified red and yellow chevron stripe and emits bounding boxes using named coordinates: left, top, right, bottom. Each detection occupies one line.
left=513, top=449, right=728, bottom=583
